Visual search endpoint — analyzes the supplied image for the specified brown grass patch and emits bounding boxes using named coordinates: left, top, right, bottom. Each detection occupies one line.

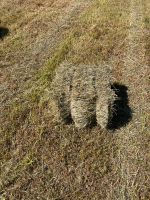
left=0, top=0, right=149, bottom=199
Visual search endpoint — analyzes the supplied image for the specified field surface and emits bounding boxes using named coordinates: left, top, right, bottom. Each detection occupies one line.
left=0, top=0, right=150, bottom=199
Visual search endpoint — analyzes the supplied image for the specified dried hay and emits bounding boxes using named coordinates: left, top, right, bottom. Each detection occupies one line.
left=71, top=65, right=96, bottom=128
left=51, top=62, right=116, bottom=129
left=50, top=62, right=75, bottom=123
left=95, top=64, right=116, bottom=129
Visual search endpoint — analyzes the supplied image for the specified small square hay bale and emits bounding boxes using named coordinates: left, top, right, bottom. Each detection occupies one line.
left=51, top=62, right=116, bottom=129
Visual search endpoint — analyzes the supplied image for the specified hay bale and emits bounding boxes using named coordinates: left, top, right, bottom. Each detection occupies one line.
left=50, top=62, right=75, bottom=123
left=51, top=62, right=116, bottom=128
left=71, top=65, right=96, bottom=128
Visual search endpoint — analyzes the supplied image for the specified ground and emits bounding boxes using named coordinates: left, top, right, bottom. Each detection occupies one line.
left=0, top=0, right=150, bottom=199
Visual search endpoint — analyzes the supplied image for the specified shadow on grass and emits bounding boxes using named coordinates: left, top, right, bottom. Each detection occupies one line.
left=108, top=83, right=132, bottom=130
left=0, top=27, right=9, bottom=40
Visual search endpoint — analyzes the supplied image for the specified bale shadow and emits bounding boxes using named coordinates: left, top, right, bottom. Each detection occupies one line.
left=108, top=83, right=132, bottom=130
left=62, top=113, right=73, bottom=125
left=0, top=27, right=9, bottom=40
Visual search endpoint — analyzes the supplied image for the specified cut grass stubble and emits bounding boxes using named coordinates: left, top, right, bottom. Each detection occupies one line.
left=2, top=0, right=148, bottom=199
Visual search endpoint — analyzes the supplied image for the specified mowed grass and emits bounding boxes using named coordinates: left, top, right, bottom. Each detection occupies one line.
left=145, top=0, right=150, bottom=68
left=1, top=0, right=129, bottom=144
left=0, top=0, right=149, bottom=199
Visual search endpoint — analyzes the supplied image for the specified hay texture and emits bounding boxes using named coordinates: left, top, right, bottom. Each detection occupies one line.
left=71, top=65, right=96, bottom=128
left=50, top=62, right=75, bottom=123
left=51, top=62, right=116, bottom=129
left=95, top=65, right=116, bottom=129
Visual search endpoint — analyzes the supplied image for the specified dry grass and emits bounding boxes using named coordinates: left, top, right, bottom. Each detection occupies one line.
left=0, top=0, right=149, bottom=199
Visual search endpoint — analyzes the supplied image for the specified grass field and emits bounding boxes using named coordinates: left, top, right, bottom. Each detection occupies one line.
left=0, top=0, right=150, bottom=199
